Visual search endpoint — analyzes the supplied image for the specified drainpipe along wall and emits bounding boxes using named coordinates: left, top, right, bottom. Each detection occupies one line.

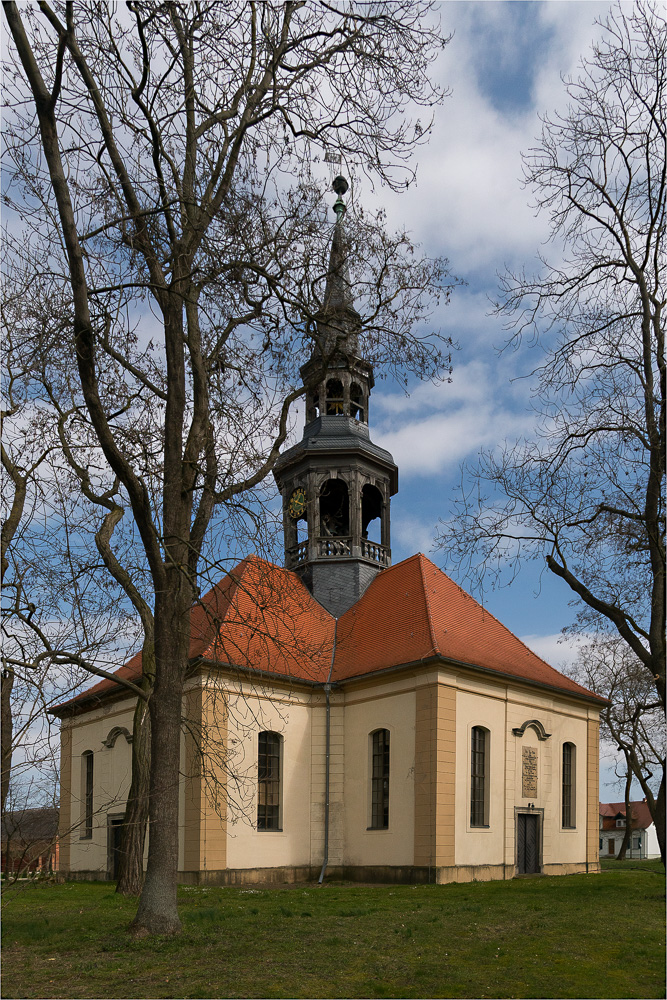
left=318, top=618, right=338, bottom=885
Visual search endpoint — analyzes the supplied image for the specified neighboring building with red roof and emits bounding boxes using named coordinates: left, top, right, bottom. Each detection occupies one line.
left=599, top=800, right=660, bottom=859
left=53, top=183, right=605, bottom=886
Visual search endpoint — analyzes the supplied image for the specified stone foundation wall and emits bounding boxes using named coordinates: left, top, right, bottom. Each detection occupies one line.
left=172, top=860, right=599, bottom=886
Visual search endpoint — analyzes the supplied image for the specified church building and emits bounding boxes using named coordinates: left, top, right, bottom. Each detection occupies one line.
left=53, top=180, right=604, bottom=885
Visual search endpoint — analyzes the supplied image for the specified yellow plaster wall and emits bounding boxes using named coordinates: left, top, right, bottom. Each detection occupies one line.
left=180, top=681, right=229, bottom=874
left=414, top=681, right=456, bottom=867
left=342, top=680, right=416, bottom=867
left=454, top=685, right=507, bottom=867
left=66, top=700, right=135, bottom=874
left=58, top=723, right=73, bottom=872
left=223, top=681, right=313, bottom=870
left=506, top=692, right=589, bottom=867
left=453, top=674, right=594, bottom=870
left=310, top=689, right=345, bottom=870
left=586, top=716, right=600, bottom=866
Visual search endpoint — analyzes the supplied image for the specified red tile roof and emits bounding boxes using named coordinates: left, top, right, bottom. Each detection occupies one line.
left=600, top=800, right=654, bottom=830
left=333, top=554, right=601, bottom=701
left=52, top=557, right=334, bottom=713
left=53, top=552, right=603, bottom=714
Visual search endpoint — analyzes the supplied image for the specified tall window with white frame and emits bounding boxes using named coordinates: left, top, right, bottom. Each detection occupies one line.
left=257, top=731, right=282, bottom=831
left=470, top=727, right=488, bottom=827
left=370, top=729, right=390, bottom=829
left=562, top=742, right=576, bottom=828
left=81, top=750, right=93, bottom=839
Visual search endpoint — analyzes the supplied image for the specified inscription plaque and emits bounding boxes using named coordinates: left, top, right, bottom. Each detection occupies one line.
left=522, top=746, right=538, bottom=797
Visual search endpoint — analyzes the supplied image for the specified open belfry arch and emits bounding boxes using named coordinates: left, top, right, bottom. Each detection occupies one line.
left=53, top=180, right=605, bottom=886
left=275, top=176, right=397, bottom=618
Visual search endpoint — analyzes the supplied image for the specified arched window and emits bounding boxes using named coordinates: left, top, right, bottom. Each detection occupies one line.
left=470, top=727, right=489, bottom=827
left=319, top=479, right=349, bottom=536
left=257, top=731, right=282, bottom=831
left=325, top=378, right=344, bottom=415
left=350, top=382, right=365, bottom=422
left=370, top=729, right=390, bottom=829
left=562, top=743, right=576, bottom=828
left=81, top=750, right=94, bottom=839
left=361, top=484, right=383, bottom=542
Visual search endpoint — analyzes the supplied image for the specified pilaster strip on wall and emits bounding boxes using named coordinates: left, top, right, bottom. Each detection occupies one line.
left=183, top=687, right=203, bottom=872
left=435, top=683, right=456, bottom=867
left=414, top=685, right=435, bottom=866
left=586, top=718, right=600, bottom=865
left=202, top=685, right=227, bottom=872
left=58, top=724, right=72, bottom=872
left=414, top=682, right=456, bottom=869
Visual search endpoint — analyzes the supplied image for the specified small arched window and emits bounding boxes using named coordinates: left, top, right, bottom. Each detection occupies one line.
left=319, top=478, right=349, bottom=536
left=370, top=729, right=390, bottom=829
left=81, top=750, right=94, bottom=839
left=470, top=727, right=489, bottom=827
left=325, top=378, right=344, bottom=415
left=350, top=382, right=365, bottom=422
left=257, top=731, right=283, bottom=831
left=361, top=484, right=383, bottom=541
left=562, top=743, right=576, bottom=828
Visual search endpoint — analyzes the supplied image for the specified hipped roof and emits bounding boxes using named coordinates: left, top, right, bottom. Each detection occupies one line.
left=52, top=553, right=603, bottom=715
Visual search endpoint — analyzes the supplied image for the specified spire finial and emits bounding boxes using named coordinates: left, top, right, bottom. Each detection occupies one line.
left=332, top=175, right=348, bottom=219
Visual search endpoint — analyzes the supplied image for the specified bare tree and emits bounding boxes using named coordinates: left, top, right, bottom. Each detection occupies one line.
left=3, top=1, right=454, bottom=935
left=437, top=2, right=665, bottom=859
left=569, top=634, right=663, bottom=859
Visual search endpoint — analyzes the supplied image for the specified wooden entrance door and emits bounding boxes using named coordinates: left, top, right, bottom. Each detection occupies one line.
left=517, top=813, right=540, bottom=874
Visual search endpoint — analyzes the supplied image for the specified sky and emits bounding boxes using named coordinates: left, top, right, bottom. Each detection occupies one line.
left=4, top=1, right=639, bottom=801
left=297, top=0, right=631, bottom=795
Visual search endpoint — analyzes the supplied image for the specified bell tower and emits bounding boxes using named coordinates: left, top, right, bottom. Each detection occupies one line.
left=274, top=178, right=398, bottom=618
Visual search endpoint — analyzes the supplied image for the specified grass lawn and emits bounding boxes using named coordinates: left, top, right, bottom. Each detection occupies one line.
left=2, top=861, right=664, bottom=1000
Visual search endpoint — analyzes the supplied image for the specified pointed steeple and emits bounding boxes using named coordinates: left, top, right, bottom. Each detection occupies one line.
left=273, top=175, right=399, bottom=618
left=315, top=176, right=360, bottom=358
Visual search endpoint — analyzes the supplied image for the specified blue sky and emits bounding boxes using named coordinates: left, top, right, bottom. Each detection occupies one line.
left=297, top=1, right=629, bottom=793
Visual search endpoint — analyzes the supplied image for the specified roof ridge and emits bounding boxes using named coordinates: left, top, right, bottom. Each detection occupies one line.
left=412, top=554, right=601, bottom=702
left=417, top=553, right=440, bottom=658
left=418, top=554, right=567, bottom=669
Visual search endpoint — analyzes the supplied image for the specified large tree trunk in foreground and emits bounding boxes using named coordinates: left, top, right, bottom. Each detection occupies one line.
left=129, top=590, right=190, bottom=937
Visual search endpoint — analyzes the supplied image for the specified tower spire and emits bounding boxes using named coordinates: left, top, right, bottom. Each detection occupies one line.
left=316, top=176, right=360, bottom=358
left=273, top=177, right=398, bottom=617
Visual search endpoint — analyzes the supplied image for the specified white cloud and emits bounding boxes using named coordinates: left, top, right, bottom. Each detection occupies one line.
left=391, top=514, right=438, bottom=559
left=518, top=631, right=586, bottom=670
left=372, top=359, right=534, bottom=476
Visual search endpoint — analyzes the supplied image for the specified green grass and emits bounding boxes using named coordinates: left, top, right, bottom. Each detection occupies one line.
left=2, top=862, right=664, bottom=999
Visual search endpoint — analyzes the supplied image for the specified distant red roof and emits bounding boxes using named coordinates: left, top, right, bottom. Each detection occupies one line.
left=52, top=553, right=603, bottom=715
left=600, top=800, right=654, bottom=830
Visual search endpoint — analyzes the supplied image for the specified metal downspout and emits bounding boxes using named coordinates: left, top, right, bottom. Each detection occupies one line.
left=318, top=618, right=338, bottom=885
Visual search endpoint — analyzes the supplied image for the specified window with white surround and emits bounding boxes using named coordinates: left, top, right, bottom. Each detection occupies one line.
left=257, top=731, right=282, bottom=831
left=370, top=729, right=390, bottom=829
left=562, top=743, right=576, bottom=828
left=80, top=750, right=93, bottom=839
left=470, top=727, right=489, bottom=827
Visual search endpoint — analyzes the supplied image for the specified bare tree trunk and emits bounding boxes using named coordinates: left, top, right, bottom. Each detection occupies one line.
left=616, top=766, right=633, bottom=860
left=116, top=658, right=152, bottom=896
left=129, top=590, right=189, bottom=936
left=1, top=664, right=13, bottom=814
